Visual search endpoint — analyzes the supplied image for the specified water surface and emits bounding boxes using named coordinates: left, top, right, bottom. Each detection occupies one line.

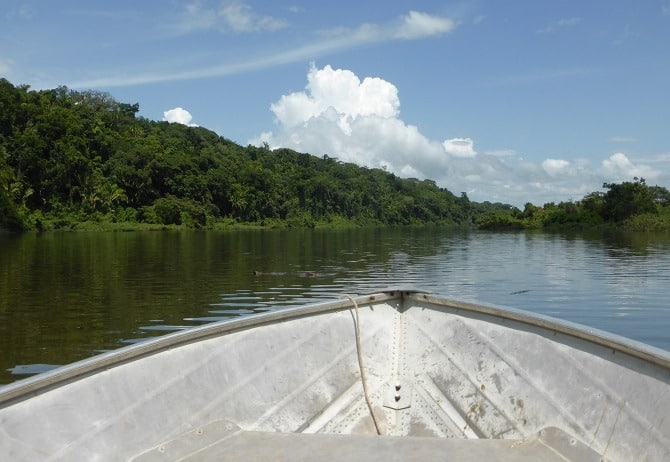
left=1, top=228, right=669, bottom=384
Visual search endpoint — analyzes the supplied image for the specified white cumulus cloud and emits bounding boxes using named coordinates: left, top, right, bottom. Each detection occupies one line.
left=443, top=138, right=476, bottom=158
left=270, top=64, right=399, bottom=130
left=163, top=107, right=198, bottom=126
left=601, top=153, right=659, bottom=181
left=258, top=64, right=442, bottom=175
left=252, top=65, right=668, bottom=206
left=542, top=158, right=570, bottom=177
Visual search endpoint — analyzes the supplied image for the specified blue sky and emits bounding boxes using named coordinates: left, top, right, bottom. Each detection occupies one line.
left=2, top=1, right=669, bottom=206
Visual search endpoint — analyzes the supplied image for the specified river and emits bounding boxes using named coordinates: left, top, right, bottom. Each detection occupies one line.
left=1, top=228, right=669, bottom=384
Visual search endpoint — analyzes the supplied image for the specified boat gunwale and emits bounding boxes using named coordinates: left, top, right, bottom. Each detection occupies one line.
left=2, top=289, right=669, bottom=408
left=0, top=292, right=396, bottom=407
left=412, top=292, right=670, bottom=371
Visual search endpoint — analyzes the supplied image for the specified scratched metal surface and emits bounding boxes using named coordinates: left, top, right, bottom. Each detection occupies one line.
left=0, top=291, right=668, bottom=461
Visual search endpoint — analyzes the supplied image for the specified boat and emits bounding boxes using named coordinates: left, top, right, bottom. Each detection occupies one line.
left=1, top=288, right=668, bottom=461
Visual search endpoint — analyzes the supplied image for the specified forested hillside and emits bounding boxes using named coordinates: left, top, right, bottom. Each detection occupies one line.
left=3, top=78, right=667, bottom=233
left=1, top=79, right=500, bottom=231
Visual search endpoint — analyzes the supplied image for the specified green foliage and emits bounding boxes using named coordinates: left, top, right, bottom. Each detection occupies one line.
left=601, top=178, right=657, bottom=222
left=475, top=211, right=523, bottom=230
left=151, top=196, right=209, bottom=227
left=0, top=78, right=483, bottom=231
left=2, top=77, right=669, bottom=233
left=0, top=187, right=25, bottom=231
left=487, top=179, right=670, bottom=231
left=622, top=212, right=670, bottom=231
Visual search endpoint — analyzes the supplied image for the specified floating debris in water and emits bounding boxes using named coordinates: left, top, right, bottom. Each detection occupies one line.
left=510, top=289, right=530, bottom=295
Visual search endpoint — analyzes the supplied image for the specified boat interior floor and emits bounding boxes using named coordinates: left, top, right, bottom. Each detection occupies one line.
left=132, top=420, right=604, bottom=462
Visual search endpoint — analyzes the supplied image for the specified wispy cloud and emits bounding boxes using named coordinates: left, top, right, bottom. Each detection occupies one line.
left=0, top=58, right=12, bottom=74
left=612, top=25, right=633, bottom=46
left=317, top=10, right=455, bottom=43
left=537, top=17, right=582, bottom=34
left=609, top=136, right=638, bottom=143
left=484, top=149, right=518, bottom=158
left=71, top=10, right=457, bottom=89
left=5, top=4, right=35, bottom=20
left=394, top=11, right=456, bottom=39
left=634, top=152, right=670, bottom=164
left=170, top=1, right=288, bottom=35
left=219, top=2, right=287, bottom=32
left=663, top=5, right=670, bottom=16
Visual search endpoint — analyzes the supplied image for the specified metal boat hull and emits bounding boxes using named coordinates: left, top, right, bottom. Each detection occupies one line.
left=1, top=290, right=668, bottom=461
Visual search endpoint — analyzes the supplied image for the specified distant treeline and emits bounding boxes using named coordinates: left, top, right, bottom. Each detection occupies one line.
left=477, top=178, right=670, bottom=231
left=1, top=78, right=668, bottom=232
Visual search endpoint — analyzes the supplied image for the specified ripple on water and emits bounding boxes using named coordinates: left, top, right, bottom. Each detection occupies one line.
left=7, top=364, right=61, bottom=376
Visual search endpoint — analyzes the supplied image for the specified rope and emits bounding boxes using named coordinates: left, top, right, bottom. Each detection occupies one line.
left=341, top=294, right=382, bottom=435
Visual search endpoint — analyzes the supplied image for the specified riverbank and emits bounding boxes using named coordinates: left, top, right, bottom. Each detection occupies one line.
left=3, top=208, right=477, bottom=233
left=5, top=213, right=670, bottom=234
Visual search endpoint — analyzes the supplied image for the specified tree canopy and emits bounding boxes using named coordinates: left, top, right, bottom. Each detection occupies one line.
left=0, top=79, right=493, bottom=231
left=1, top=78, right=668, bottom=232
left=477, top=178, right=670, bottom=231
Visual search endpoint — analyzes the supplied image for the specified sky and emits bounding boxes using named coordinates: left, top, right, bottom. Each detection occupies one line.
left=2, top=1, right=669, bottom=206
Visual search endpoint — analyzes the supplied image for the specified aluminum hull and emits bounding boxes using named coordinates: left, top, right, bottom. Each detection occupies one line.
left=1, top=290, right=668, bottom=461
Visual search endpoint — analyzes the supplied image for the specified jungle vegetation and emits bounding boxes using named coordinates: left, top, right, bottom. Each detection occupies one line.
left=476, top=178, right=670, bottom=231
left=1, top=78, right=668, bottom=232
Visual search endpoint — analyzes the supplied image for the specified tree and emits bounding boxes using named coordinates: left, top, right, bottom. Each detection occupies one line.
left=0, top=77, right=506, bottom=230
left=601, top=178, right=657, bottom=222
left=522, top=202, right=539, bottom=219
left=579, top=192, right=604, bottom=215
left=649, top=185, right=670, bottom=207
left=0, top=144, right=25, bottom=230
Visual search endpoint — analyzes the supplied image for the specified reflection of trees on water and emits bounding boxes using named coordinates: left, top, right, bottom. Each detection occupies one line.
left=2, top=229, right=670, bottom=385
left=576, top=229, right=670, bottom=256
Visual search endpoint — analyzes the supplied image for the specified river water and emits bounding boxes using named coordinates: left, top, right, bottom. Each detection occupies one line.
left=1, top=228, right=669, bottom=385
